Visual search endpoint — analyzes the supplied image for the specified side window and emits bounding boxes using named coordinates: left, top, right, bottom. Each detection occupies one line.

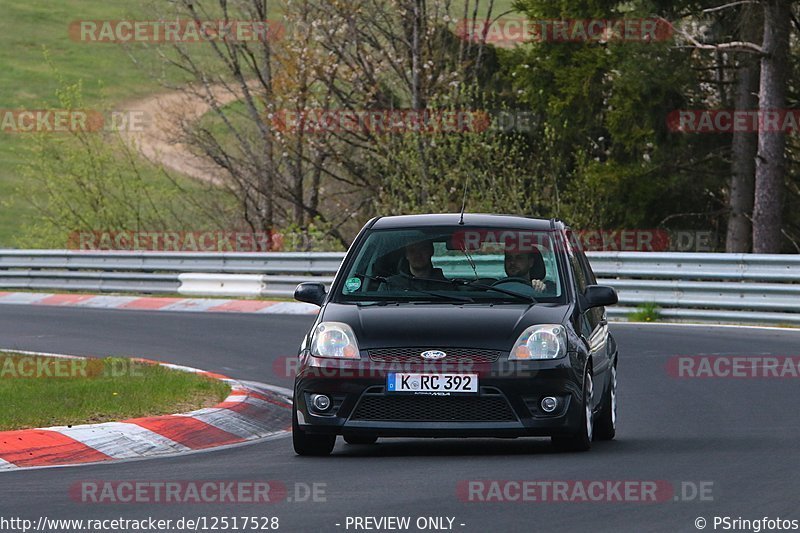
left=566, top=233, right=587, bottom=294
left=575, top=237, right=606, bottom=328
left=567, top=231, right=602, bottom=330
left=568, top=249, right=587, bottom=293
left=577, top=250, right=597, bottom=286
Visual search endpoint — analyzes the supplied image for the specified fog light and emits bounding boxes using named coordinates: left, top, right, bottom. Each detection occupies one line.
left=311, top=394, right=331, bottom=412
left=541, top=396, right=558, bottom=413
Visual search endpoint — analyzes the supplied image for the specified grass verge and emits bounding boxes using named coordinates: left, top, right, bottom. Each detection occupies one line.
left=627, top=302, right=662, bottom=323
left=0, top=353, right=231, bottom=431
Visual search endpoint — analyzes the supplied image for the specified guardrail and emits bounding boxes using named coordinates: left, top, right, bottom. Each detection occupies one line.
left=588, top=253, right=800, bottom=325
left=0, top=251, right=344, bottom=298
left=0, top=250, right=798, bottom=325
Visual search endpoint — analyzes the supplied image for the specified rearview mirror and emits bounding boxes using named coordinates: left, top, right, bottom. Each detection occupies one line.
left=294, top=282, right=327, bottom=307
left=583, top=285, right=618, bottom=310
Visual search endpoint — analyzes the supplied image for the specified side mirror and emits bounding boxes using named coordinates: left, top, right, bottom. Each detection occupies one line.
left=294, top=282, right=327, bottom=307
left=583, top=285, right=618, bottom=310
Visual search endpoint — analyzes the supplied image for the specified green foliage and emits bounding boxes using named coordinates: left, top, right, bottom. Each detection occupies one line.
left=368, top=80, right=550, bottom=218
left=0, top=0, right=189, bottom=247
left=628, top=302, right=661, bottom=322
left=504, top=0, right=731, bottom=234
left=17, top=58, right=235, bottom=248
left=278, top=220, right=347, bottom=252
left=376, top=129, right=547, bottom=217
left=0, top=354, right=230, bottom=431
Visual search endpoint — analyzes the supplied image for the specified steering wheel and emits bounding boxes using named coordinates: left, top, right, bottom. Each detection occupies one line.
left=491, top=277, right=531, bottom=287
left=458, top=277, right=496, bottom=285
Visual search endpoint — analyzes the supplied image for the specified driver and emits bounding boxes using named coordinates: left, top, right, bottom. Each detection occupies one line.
left=384, top=239, right=447, bottom=290
left=503, top=248, right=547, bottom=294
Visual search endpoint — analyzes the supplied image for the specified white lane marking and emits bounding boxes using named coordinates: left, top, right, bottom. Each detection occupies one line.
left=216, top=394, right=288, bottom=411
left=239, top=380, right=294, bottom=398
left=180, top=408, right=282, bottom=439
left=612, top=322, right=800, bottom=333
left=0, top=431, right=290, bottom=474
left=156, top=362, right=204, bottom=374
left=73, top=296, right=139, bottom=308
left=0, top=349, right=84, bottom=359
left=0, top=293, right=52, bottom=304
left=255, top=302, right=318, bottom=314
left=48, top=422, right=191, bottom=459
left=0, top=458, right=18, bottom=470
left=0, top=293, right=316, bottom=315
left=161, top=299, right=229, bottom=312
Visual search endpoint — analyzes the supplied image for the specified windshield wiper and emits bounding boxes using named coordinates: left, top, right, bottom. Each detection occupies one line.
left=354, top=273, right=531, bottom=303
left=459, top=245, right=479, bottom=279
left=352, top=273, right=475, bottom=303
left=451, top=279, right=536, bottom=304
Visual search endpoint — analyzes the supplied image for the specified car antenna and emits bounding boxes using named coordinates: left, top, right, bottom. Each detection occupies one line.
left=459, top=177, right=470, bottom=225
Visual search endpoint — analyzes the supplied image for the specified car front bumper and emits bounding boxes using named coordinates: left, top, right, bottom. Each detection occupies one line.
left=293, top=353, right=586, bottom=438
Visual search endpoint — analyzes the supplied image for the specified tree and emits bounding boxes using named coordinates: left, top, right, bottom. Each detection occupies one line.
left=726, top=4, right=761, bottom=252
left=510, top=0, right=730, bottom=233
left=752, top=0, right=791, bottom=253
left=132, top=0, right=511, bottom=246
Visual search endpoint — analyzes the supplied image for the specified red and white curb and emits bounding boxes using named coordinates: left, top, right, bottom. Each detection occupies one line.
left=0, top=352, right=292, bottom=472
left=0, top=292, right=317, bottom=315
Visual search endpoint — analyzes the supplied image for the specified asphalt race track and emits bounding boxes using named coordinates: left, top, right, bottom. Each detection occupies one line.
left=1, top=305, right=799, bottom=533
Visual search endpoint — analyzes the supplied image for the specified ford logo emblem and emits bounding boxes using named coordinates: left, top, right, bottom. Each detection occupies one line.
left=420, top=350, right=447, bottom=360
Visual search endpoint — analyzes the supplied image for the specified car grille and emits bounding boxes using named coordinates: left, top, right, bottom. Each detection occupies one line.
left=350, top=393, right=517, bottom=422
left=368, top=347, right=502, bottom=364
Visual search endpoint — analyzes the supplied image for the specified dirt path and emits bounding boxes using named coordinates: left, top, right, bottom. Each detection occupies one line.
left=119, top=85, right=244, bottom=185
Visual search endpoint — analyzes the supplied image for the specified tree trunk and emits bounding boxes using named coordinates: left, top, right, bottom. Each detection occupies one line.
left=258, top=0, right=275, bottom=231
left=410, top=0, right=430, bottom=205
left=725, top=6, right=762, bottom=253
left=752, top=0, right=791, bottom=253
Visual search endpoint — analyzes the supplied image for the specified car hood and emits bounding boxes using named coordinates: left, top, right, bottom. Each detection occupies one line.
left=319, top=302, right=571, bottom=351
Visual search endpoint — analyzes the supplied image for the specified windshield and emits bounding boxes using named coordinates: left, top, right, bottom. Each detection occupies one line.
left=334, top=227, right=565, bottom=304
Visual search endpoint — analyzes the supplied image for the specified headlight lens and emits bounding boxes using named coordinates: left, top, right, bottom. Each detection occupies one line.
left=310, top=322, right=360, bottom=359
left=510, top=324, right=567, bottom=360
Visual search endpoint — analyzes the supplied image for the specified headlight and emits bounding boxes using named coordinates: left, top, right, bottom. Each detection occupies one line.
left=310, top=322, right=361, bottom=359
left=510, top=324, right=567, bottom=360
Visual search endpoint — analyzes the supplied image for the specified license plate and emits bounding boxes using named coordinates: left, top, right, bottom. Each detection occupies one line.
left=386, top=373, right=478, bottom=394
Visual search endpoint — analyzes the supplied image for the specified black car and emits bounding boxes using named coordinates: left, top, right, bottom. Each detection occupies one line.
left=292, top=214, right=619, bottom=455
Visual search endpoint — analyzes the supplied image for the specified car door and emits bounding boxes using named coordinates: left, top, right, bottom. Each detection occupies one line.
left=566, top=231, right=611, bottom=410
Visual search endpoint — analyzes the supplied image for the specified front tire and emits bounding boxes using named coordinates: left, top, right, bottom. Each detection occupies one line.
left=552, top=370, right=593, bottom=452
left=292, top=409, right=336, bottom=456
left=594, top=365, right=617, bottom=441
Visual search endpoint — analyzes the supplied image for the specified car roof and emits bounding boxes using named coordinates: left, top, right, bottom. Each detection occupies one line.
left=370, top=213, right=563, bottom=231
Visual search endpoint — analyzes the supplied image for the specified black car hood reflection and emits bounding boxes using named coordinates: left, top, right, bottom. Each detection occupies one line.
left=319, top=302, right=571, bottom=351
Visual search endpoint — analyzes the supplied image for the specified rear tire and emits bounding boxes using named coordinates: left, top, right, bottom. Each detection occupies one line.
left=551, top=370, right=593, bottom=452
left=594, top=365, right=617, bottom=441
left=343, top=434, right=378, bottom=445
left=292, top=410, right=336, bottom=456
